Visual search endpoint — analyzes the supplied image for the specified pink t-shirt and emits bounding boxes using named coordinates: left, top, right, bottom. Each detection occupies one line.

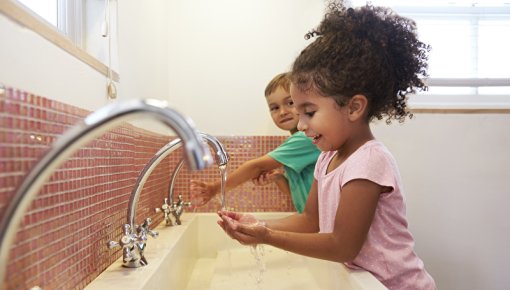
left=314, top=140, right=436, bottom=290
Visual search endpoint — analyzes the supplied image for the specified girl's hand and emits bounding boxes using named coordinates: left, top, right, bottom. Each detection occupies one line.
left=189, top=180, right=216, bottom=206
left=218, top=210, right=258, bottom=225
left=217, top=210, right=268, bottom=245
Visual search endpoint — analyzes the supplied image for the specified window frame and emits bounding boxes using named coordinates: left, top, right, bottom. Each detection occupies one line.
left=350, top=2, right=510, bottom=112
left=400, top=6, right=510, bottom=112
left=57, top=0, right=83, bottom=48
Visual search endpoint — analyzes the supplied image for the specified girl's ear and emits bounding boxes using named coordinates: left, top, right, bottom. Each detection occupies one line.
left=348, top=94, right=368, bottom=121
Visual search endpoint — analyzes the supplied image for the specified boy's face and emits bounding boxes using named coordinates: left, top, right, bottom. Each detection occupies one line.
left=266, top=86, right=299, bottom=133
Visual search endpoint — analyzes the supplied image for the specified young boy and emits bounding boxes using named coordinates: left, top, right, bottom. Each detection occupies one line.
left=190, top=72, right=320, bottom=212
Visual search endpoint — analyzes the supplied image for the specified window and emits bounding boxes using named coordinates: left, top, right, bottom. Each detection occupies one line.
left=16, top=0, right=57, bottom=26
left=0, top=0, right=119, bottom=81
left=350, top=1, right=510, bottom=110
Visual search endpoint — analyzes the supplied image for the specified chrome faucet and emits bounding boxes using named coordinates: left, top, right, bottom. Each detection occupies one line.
left=128, top=133, right=228, bottom=226
left=107, top=218, right=158, bottom=267
left=164, top=159, right=188, bottom=225
left=161, top=133, right=228, bottom=225
left=0, top=99, right=213, bottom=286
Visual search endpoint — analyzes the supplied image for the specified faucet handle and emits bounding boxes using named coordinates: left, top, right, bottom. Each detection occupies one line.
left=107, top=240, right=120, bottom=249
left=141, top=217, right=152, bottom=228
left=171, top=195, right=192, bottom=226
left=107, top=224, right=142, bottom=266
left=139, top=218, right=159, bottom=238
left=156, top=198, right=175, bottom=226
left=175, top=195, right=183, bottom=206
left=176, top=194, right=192, bottom=206
left=176, top=194, right=192, bottom=208
left=107, top=224, right=136, bottom=249
left=147, top=229, right=159, bottom=238
left=155, top=197, right=169, bottom=213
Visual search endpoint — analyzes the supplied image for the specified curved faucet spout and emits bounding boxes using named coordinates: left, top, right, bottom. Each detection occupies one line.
left=128, top=133, right=228, bottom=227
left=0, top=99, right=213, bottom=288
left=168, top=134, right=229, bottom=213
left=202, top=134, right=229, bottom=167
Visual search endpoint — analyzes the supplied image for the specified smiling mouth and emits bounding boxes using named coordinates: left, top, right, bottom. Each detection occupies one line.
left=280, top=118, right=293, bottom=124
left=311, top=134, right=322, bottom=144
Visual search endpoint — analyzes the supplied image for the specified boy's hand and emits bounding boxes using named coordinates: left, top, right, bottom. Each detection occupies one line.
left=251, top=168, right=285, bottom=186
left=190, top=180, right=216, bottom=206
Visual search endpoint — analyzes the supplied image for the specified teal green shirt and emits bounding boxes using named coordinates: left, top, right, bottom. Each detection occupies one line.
left=267, top=131, right=320, bottom=213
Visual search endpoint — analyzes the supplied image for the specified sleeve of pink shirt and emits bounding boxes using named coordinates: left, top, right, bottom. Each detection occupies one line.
left=341, top=144, right=398, bottom=192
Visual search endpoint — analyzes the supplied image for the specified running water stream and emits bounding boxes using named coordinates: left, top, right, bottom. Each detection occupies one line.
left=218, top=164, right=228, bottom=209
left=250, top=245, right=266, bottom=286
left=218, top=163, right=266, bottom=287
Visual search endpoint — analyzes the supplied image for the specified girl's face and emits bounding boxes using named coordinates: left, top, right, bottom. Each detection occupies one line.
left=291, top=83, right=350, bottom=152
left=266, top=86, right=299, bottom=133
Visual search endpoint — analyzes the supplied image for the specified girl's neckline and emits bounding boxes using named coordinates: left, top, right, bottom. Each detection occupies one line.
left=325, top=139, right=378, bottom=175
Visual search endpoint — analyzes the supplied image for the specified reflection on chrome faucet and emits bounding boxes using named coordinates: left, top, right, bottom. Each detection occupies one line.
left=0, top=99, right=214, bottom=285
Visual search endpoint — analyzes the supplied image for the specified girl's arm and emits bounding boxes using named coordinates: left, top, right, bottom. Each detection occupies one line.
left=264, top=179, right=319, bottom=233
left=221, top=178, right=381, bottom=263
left=219, top=180, right=319, bottom=235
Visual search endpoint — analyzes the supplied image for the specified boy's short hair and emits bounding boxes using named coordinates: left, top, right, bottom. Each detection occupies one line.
left=264, top=72, right=291, bottom=97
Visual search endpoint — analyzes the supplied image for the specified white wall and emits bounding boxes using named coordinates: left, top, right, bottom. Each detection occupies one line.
left=373, top=114, right=510, bottom=290
left=2, top=1, right=510, bottom=289
left=166, top=0, right=324, bottom=136
left=117, top=1, right=169, bottom=103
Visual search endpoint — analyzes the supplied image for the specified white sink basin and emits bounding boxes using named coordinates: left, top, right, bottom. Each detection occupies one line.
left=86, top=212, right=387, bottom=290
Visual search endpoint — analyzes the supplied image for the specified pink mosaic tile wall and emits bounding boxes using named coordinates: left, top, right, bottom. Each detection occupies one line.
left=0, top=85, right=293, bottom=289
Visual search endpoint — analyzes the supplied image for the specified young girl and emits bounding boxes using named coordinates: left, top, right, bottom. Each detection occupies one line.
left=218, top=3, right=436, bottom=289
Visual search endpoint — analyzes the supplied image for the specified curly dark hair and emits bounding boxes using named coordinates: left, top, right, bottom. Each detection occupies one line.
left=290, top=1, right=430, bottom=123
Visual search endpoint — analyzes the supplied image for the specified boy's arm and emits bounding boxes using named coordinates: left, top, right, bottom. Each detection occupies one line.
left=224, top=155, right=282, bottom=192
left=251, top=168, right=291, bottom=196
left=191, top=155, right=283, bottom=201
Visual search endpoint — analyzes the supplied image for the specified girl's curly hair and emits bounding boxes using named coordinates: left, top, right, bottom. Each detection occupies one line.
left=290, top=1, right=430, bottom=123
